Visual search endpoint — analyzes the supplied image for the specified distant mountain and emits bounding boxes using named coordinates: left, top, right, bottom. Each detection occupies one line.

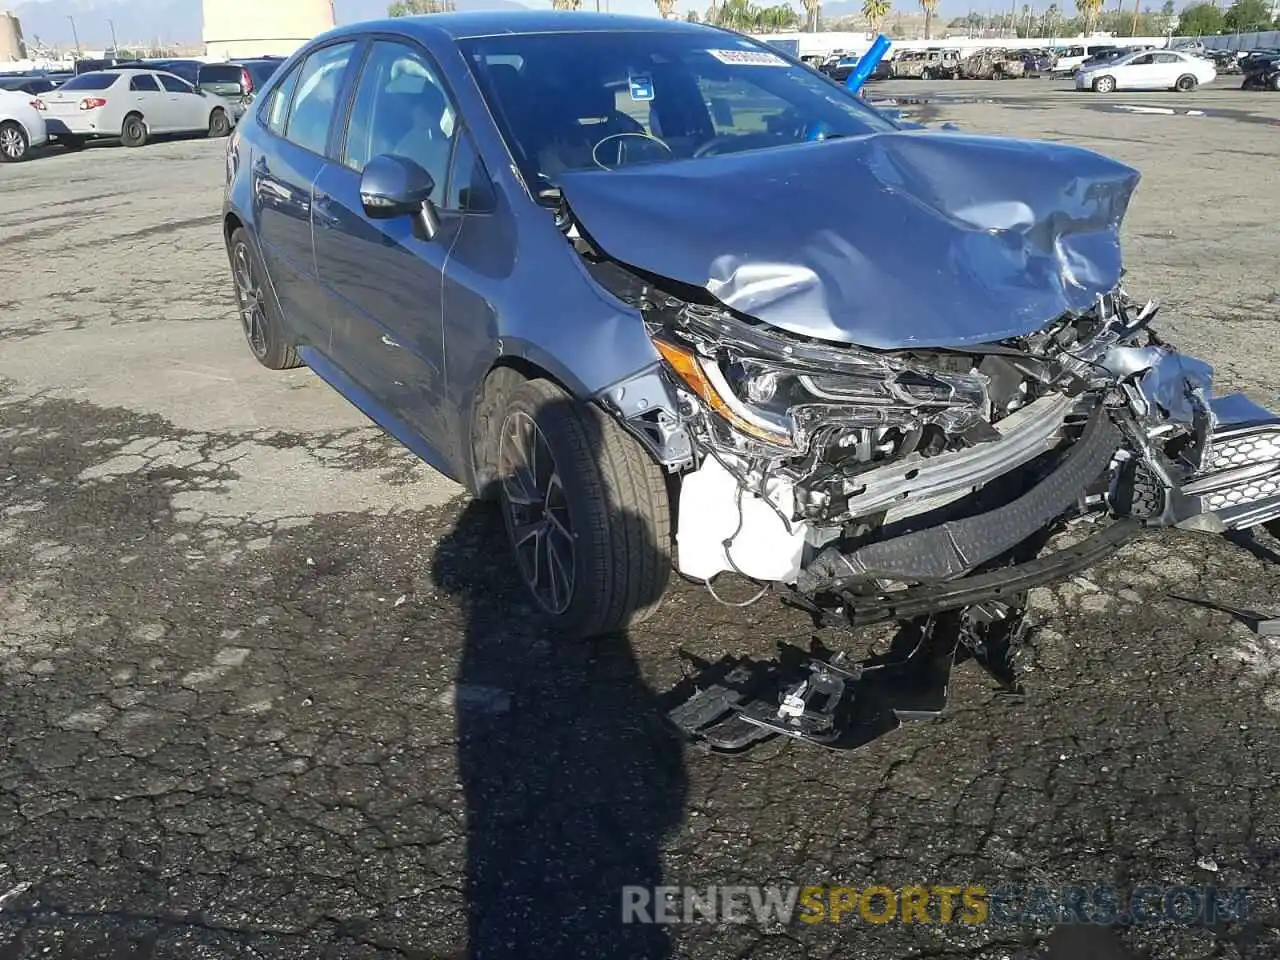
left=11, top=0, right=529, bottom=49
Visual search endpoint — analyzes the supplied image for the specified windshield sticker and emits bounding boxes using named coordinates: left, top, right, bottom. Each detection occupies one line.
left=628, top=75, right=655, bottom=101
left=708, top=48, right=788, bottom=67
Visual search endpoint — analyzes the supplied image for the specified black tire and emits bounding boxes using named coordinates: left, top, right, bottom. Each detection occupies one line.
left=1175, top=74, right=1198, bottom=92
left=1093, top=75, right=1116, bottom=93
left=121, top=113, right=147, bottom=148
left=208, top=108, right=231, bottom=138
left=59, top=135, right=87, bottom=152
left=1270, top=73, right=1280, bottom=92
left=0, top=120, right=29, bottom=163
left=226, top=227, right=301, bottom=371
left=495, top=377, right=671, bottom=640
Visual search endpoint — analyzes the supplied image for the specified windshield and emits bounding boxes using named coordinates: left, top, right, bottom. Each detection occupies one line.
left=59, top=73, right=118, bottom=91
left=460, top=30, right=897, bottom=181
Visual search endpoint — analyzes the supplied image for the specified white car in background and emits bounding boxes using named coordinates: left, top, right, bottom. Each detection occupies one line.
left=35, top=68, right=233, bottom=151
left=0, top=88, right=48, bottom=162
left=1077, top=49, right=1217, bottom=93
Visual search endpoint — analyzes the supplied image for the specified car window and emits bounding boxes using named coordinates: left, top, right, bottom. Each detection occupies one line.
left=445, top=131, right=495, bottom=213
left=341, top=41, right=454, bottom=201
left=59, top=73, right=118, bottom=91
left=130, top=75, right=161, bottom=92
left=285, top=41, right=357, bottom=156
left=242, top=61, right=281, bottom=90
left=200, top=65, right=240, bottom=83
left=1129, top=54, right=1155, bottom=66
left=158, top=73, right=194, bottom=93
left=1154, top=53, right=1181, bottom=64
left=265, top=63, right=301, bottom=136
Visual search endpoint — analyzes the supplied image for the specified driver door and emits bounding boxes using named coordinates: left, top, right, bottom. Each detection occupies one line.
left=312, top=38, right=461, bottom=456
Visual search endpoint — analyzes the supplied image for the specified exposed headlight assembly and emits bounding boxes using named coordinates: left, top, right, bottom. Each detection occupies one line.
left=652, top=336, right=991, bottom=456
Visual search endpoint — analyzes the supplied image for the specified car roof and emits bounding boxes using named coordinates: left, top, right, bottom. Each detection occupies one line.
left=323, top=10, right=719, bottom=42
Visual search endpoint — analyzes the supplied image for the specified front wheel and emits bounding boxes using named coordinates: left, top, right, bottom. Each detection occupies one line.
left=1175, top=74, right=1198, bottom=92
left=208, top=108, right=231, bottom=138
left=121, top=113, right=148, bottom=148
left=227, top=227, right=301, bottom=370
left=496, top=378, right=671, bottom=640
left=1093, top=75, right=1116, bottom=93
left=0, top=121, right=28, bottom=163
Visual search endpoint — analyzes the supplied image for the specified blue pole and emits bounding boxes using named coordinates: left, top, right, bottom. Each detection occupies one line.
left=845, top=34, right=892, bottom=94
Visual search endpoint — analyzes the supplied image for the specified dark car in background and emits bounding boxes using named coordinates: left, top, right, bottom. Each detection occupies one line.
left=822, top=53, right=892, bottom=83
left=222, top=11, right=1280, bottom=646
left=0, top=74, right=58, bottom=95
left=1021, top=48, right=1056, bottom=75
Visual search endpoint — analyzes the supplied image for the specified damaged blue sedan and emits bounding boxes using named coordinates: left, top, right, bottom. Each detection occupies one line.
left=222, top=13, right=1280, bottom=667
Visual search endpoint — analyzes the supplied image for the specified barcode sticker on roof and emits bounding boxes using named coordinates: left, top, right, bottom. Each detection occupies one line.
left=707, top=49, right=788, bottom=67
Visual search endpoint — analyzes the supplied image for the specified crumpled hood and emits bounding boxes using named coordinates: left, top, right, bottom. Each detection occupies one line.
left=557, top=130, right=1140, bottom=350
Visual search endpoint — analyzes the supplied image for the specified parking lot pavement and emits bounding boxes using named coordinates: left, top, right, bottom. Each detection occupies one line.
left=0, top=91, right=1278, bottom=960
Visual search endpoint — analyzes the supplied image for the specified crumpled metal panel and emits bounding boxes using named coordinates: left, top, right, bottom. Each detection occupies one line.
left=556, top=130, right=1140, bottom=349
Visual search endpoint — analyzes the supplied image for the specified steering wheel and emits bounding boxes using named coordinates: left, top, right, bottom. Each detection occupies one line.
left=692, top=131, right=788, bottom=158
left=591, top=132, right=673, bottom=170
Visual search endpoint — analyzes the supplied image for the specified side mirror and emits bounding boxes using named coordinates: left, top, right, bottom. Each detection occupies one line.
left=360, top=154, right=440, bottom=240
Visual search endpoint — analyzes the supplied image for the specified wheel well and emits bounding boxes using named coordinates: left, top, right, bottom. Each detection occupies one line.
left=224, top=212, right=244, bottom=247
left=469, top=358, right=571, bottom=500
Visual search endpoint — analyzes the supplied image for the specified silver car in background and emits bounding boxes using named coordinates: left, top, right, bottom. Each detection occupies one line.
left=35, top=68, right=233, bottom=150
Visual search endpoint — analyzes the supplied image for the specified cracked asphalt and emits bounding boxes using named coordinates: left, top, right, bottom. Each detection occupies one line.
left=1, top=81, right=1279, bottom=960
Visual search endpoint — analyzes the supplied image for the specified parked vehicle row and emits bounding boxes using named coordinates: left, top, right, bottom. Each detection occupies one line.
left=0, top=57, right=284, bottom=161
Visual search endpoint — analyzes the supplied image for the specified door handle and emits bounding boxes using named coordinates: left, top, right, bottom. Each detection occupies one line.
left=381, top=335, right=400, bottom=348
left=312, top=194, right=342, bottom=229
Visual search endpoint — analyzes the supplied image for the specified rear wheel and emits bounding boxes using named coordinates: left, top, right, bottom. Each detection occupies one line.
left=208, top=108, right=231, bottom=138
left=227, top=227, right=301, bottom=370
left=1093, top=75, right=1116, bottom=93
left=1270, top=72, right=1280, bottom=91
left=0, top=121, right=28, bottom=163
left=121, top=113, right=147, bottom=148
left=1175, top=74, right=1198, bottom=92
left=921, top=67, right=935, bottom=80
left=495, top=378, right=671, bottom=640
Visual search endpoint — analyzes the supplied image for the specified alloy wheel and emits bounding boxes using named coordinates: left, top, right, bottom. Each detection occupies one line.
left=499, top=410, right=575, bottom=616
left=231, top=242, right=269, bottom=360
left=0, top=125, right=25, bottom=161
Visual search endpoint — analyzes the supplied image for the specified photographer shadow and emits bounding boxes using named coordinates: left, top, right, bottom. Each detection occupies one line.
left=431, top=454, right=687, bottom=958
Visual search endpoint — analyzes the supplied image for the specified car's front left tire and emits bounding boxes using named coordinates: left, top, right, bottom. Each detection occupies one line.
left=227, top=227, right=301, bottom=370
left=495, top=377, right=671, bottom=640
left=0, top=121, right=29, bottom=162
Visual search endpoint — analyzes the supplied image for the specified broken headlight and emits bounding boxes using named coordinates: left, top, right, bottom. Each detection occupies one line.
left=653, top=337, right=991, bottom=456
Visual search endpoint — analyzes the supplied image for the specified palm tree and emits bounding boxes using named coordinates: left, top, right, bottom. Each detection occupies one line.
left=388, top=0, right=454, bottom=13
left=1041, top=2, right=1059, bottom=34
left=550, top=0, right=581, bottom=9
left=862, top=0, right=892, bottom=31
left=655, top=0, right=677, bottom=16
left=1075, top=0, right=1101, bottom=32
left=758, top=4, right=800, bottom=29
left=918, top=0, right=938, bottom=38
left=715, top=0, right=762, bottom=29
left=802, top=0, right=822, bottom=30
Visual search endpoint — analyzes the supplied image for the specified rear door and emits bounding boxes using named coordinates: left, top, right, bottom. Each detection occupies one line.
left=311, top=37, right=466, bottom=458
left=126, top=73, right=168, bottom=129
left=252, top=41, right=359, bottom=352
left=1153, top=52, right=1187, bottom=87
left=156, top=72, right=207, bottom=131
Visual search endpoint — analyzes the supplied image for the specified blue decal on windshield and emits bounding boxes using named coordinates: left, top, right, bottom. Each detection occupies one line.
left=628, top=75, right=655, bottom=101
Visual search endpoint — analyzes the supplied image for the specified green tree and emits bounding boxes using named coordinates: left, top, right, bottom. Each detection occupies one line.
left=655, top=0, right=677, bottom=16
left=863, top=0, right=893, bottom=32
left=1175, top=1, right=1223, bottom=33
left=388, top=0, right=453, bottom=13
left=686, top=8, right=701, bottom=18
left=801, top=0, right=822, bottom=31
left=1222, top=0, right=1272, bottom=30
left=1075, top=0, right=1103, bottom=32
